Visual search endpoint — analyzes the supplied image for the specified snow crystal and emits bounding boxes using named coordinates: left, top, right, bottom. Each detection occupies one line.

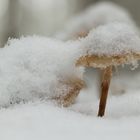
left=0, top=36, right=84, bottom=107
left=80, top=22, right=140, bottom=56
left=56, top=2, right=138, bottom=40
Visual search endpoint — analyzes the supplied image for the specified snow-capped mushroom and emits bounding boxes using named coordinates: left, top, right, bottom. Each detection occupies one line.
left=76, top=23, right=140, bottom=117
left=0, top=36, right=85, bottom=108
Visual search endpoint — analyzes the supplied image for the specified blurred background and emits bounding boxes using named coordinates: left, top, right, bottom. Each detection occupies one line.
left=0, top=0, right=140, bottom=47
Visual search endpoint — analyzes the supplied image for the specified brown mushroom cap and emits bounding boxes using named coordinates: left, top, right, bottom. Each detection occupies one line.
left=76, top=53, right=140, bottom=68
left=76, top=23, right=140, bottom=68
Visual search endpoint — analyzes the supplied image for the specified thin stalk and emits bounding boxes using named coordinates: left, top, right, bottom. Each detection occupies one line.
left=98, top=66, right=112, bottom=117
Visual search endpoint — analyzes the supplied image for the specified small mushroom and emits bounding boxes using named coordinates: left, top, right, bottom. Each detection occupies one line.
left=76, top=23, right=140, bottom=117
left=53, top=78, right=85, bottom=107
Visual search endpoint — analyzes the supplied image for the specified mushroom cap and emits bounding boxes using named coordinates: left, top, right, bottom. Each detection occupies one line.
left=76, top=23, right=140, bottom=68
left=76, top=53, right=140, bottom=68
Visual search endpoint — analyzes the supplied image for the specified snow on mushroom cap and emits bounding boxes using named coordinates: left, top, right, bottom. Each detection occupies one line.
left=80, top=22, right=140, bottom=56
left=0, top=36, right=84, bottom=107
left=56, top=2, right=137, bottom=40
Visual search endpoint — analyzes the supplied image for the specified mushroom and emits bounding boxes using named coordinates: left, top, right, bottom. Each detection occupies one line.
left=55, top=2, right=139, bottom=103
left=53, top=78, right=85, bottom=107
left=76, top=23, right=140, bottom=117
left=0, top=36, right=85, bottom=108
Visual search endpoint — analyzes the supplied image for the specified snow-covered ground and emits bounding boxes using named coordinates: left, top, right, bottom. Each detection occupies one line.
left=0, top=23, right=140, bottom=140
left=0, top=68, right=140, bottom=140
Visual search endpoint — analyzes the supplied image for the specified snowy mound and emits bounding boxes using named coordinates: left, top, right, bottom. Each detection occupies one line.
left=56, top=2, right=137, bottom=40
left=81, top=23, right=140, bottom=56
left=0, top=23, right=139, bottom=107
left=0, top=36, right=84, bottom=107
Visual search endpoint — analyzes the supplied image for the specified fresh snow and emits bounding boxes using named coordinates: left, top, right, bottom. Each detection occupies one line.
left=80, top=22, right=140, bottom=56
left=0, top=22, right=140, bottom=107
left=0, top=69, right=140, bottom=140
left=0, top=36, right=84, bottom=107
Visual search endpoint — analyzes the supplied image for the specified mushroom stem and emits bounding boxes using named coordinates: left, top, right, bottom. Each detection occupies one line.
left=98, top=66, right=112, bottom=117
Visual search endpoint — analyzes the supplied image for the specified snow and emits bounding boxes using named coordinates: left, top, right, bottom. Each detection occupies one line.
left=0, top=22, right=140, bottom=107
left=80, top=22, right=140, bottom=56
left=56, top=1, right=138, bottom=40
left=0, top=69, right=140, bottom=140
left=0, top=12, right=140, bottom=140
left=0, top=36, right=84, bottom=107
